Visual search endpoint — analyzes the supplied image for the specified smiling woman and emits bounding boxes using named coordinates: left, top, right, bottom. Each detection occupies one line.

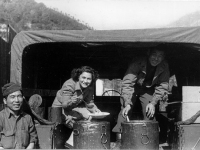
left=52, top=66, right=101, bottom=120
left=50, top=66, right=101, bottom=147
left=79, top=72, right=92, bottom=88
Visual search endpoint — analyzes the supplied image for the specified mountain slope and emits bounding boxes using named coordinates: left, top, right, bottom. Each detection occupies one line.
left=167, top=11, right=200, bottom=28
left=0, top=0, right=92, bottom=32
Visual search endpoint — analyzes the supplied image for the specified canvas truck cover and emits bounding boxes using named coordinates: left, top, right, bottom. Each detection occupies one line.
left=10, top=27, right=200, bottom=85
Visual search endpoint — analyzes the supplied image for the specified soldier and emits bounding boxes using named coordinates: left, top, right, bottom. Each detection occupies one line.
left=0, top=82, right=38, bottom=149
left=112, top=46, right=170, bottom=148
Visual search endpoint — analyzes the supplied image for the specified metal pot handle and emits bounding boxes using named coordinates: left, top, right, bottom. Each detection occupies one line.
left=73, top=129, right=79, bottom=136
left=101, top=125, right=108, bottom=144
left=100, top=125, right=109, bottom=149
left=141, top=135, right=150, bottom=145
left=141, top=123, right=150, bottom=145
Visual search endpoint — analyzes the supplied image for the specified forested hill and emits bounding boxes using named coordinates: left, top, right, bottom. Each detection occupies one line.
left=0, top=0, right=93, bottom=32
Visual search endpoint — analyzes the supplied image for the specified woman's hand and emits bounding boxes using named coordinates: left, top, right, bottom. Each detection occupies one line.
left=64, top=115, right=77, bottom=128
left=65, top=115, right=77, bottom=124
left=87, top=103, right=101, bottom=113
left=89, top=107, right=101, bottom=113
left=71, top=95, right=81, bottom=104
left=93, top=107, right=101, bottom=113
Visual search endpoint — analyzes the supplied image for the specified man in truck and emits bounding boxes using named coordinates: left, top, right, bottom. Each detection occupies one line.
left=112, top=45, right=170, bottom=149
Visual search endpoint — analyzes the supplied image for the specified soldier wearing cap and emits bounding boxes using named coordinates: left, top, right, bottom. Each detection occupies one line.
left=0, top=82, right=38, bottom=149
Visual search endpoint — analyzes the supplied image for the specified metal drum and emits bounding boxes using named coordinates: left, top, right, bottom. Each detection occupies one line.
left=73, top=121, right=110, bottom=149
left=121, top=120, right=159, bottom=150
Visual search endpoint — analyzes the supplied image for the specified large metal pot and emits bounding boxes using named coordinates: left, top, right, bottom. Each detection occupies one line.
left=73, top=120, right=110, bottom=149
left=121, top=120, right=159, bottom=150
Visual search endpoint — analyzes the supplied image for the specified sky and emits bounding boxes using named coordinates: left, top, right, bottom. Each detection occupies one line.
left=35, top=0, right=200, bottom=30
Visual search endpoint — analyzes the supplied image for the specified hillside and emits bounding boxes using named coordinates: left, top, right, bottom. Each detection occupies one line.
left=0, top=0, right=92, bottom=33
left=167, top=11, right=200, bottom=28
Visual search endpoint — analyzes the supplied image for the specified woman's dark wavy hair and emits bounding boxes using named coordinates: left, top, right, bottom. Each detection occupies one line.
left=71, top=66, right=99, bottom=85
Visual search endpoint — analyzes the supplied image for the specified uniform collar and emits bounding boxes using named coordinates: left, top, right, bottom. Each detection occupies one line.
left=4, top=106, right=24, bottom=118
left=141, top=57, right=166, bottom=74
left=155, top=60, right=166, bottom=74
left=75, top=81, right=82, bottom=92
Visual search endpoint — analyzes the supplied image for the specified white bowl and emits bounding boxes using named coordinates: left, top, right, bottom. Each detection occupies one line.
left=88, top=112, right=110, bottom=119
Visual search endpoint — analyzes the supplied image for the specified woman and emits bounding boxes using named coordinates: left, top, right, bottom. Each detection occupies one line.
left=52, top=66, right=101, bottom=147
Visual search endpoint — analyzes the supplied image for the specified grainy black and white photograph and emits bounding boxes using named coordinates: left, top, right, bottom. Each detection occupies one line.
left=1, top=0, right=200, bottom=149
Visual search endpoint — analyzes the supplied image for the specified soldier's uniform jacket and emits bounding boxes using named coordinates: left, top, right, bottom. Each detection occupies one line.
left=121, top=56, right=170, bottom=107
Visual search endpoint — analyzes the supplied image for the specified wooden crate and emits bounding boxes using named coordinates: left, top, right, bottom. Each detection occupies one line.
left=182, top=86, right=200, bottom=123
left=36, top=125, right=54, bottom=149
left=173, top=124, right=200, bottom=150
left=35, top=124, right=71, bottom=149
